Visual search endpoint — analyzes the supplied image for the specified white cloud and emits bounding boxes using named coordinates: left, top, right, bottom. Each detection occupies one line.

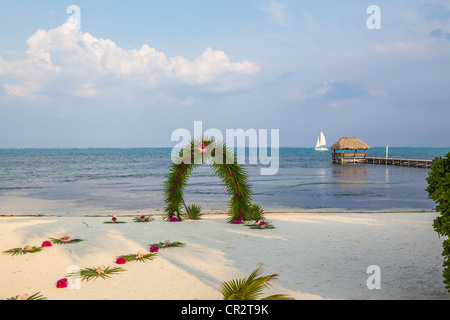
left=0, top=23, right=260, bottom=101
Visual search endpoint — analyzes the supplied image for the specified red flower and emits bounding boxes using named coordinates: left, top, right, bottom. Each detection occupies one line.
left=149, top=245, right=159, bottom=253
left=56, top=278, right=68, bottom=288
left=112, top=217, right=117, bottom=222
left=42, top=241, right=52, bottom=247
left=116, top=257, right=127, bottom=264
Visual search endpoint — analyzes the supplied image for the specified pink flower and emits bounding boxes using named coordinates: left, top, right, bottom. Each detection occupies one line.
left=112, top=217, right=117, bottom=222
left=56, top=278, right=68, bottom=288
left=140, top=215, right=145, bottom=220
left=116, top=257, right=127, bottom=264
left=150, top=245, right=159, bottom=253
left=259, top=221, right=266, bottom=226
left=233, top=217, right=244, bottom=224
left=42, top=241, right=52, bottom=247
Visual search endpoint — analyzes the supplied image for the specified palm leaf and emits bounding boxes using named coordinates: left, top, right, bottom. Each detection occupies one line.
left=27, top=292, right=48, bottom=300
left=103, top=221, right=127, bottom=224
left=118, top=252, right=157, bottom=263
left=3, top=292, right=47, bottom=300
left=246, top=220, right=275, bottom=230
left=148, top=241, right=185, bottom=249
left=220, top=267, right=293, bottom=300
left=183, top=204, right=203, bottom=220
left=49, top=238, right=84, bottom=245
left=132, top=216, right=154, bottom=223
left=68, top=266, right=125, bottom=282
left=4, top=246, right=43, bottom=256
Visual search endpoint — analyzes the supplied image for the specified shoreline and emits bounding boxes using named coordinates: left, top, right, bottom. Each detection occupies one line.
left=1, top=212, right=448, bottom=300
left=0, top=208, right=438, bottom=218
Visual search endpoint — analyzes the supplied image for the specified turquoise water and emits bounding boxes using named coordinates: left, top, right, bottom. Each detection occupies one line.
left=0, top=147, right=449, bottom=215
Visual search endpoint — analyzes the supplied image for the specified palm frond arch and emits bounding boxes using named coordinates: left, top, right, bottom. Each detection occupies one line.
left=163, top=137, right=263, bottom=224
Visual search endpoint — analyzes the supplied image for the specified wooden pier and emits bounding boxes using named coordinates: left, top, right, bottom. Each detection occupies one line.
left=329, top=137, right=433, bottom=168
left=366, top=157, right=433, bottom=168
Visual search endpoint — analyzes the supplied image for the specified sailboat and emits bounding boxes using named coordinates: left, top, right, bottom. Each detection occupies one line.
left=315, top=131, right=328, bottom=151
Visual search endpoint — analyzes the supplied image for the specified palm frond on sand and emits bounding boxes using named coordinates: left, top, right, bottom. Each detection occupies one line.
left=49, top=238, right=84, bottom=245
left=148, top=241, right=185, bottom=249
left=219, top=267, right=294, bottom=300
left=4, top=292, right=47, bottom=300
left=132, top=216, right=155, bottom=223
left=4, top=246, right=43, bottom=256
left=118, top=252, right=157, bottom=263
left=68, top=266, right=125, bottom=282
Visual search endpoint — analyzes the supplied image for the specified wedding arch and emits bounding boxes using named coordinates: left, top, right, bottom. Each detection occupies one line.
left=163, top=138, right=263, bottom=224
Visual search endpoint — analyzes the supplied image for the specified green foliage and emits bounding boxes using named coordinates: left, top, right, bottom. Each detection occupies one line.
left=249, top=204, right=265, bottom=221
left=163, top=137, right=266, bottom=224
left=49, top=238, right=84, bottom=245
left=4, top=292, right=47, bottom=300
left=184, top=204, right=203, bottom=220
left=132, top=215, right=155, bottom=223
left=102, top=221, right=127, bottom=224
left=245, top=220, right=275, bottom=230
left=118, top=252, right=157, bottom=263
left=4, top=246, right=43, bottom=256
left=426, top=152, right=450, bottom=291
left=219, top=267, right=293, bottom=300
left=68, top=266, right=125, bottom=282
left=148, top=241, right=185, bottom=249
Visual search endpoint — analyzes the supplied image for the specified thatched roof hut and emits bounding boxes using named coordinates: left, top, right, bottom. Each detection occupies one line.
left=331, top=137, right=370, bottom=164
left=330, top=137, right=370, bottom=151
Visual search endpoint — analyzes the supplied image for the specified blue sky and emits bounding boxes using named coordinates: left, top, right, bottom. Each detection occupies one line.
left=0, top=0, right=449, bottom=148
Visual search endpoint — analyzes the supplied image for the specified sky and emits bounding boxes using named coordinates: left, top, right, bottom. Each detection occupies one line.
left=0, top=0, right=449, bottom=148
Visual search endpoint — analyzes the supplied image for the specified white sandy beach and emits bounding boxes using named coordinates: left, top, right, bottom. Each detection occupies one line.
left=1, top=212, right=449, bottom=300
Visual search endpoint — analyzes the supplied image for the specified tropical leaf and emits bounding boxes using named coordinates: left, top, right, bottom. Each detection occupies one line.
left=148, top=241, right=185, bottom=249
left=3, top=292, right=47, bottom=300
left=118, top=252, right=157, bottom=263
left=4, top=246, right=43, bottom=256
left=183, top=204, right=203, bottom=220
left=102, top=221, right=127, bottom=224
left=245, top=220, right=275, bottom=230
left=132, top=215, right=155, bottom=223
left=49, top=238, right=84, bottom=245
left=220, top=267, right=293, bottom=300
left=27, top=292, right=48, bottom=300
left=68, top=266, right=125, bottom=282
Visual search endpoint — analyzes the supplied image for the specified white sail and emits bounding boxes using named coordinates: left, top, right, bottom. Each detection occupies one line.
left=315, top=131, right=328, bottom=151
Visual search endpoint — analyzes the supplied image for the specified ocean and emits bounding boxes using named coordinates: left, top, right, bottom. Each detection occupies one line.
left=0, top=147, right=449, bottom=216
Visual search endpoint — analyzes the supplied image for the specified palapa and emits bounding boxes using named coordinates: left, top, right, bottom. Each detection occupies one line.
left=330, top=137, right=370, bottom=150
